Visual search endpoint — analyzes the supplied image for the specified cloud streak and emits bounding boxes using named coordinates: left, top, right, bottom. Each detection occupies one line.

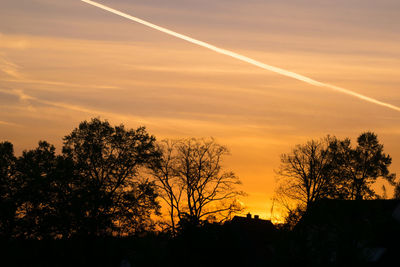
left=0, top=120, right=21, bottom=127
left=0, top=88, right=154, bottom=127
left=82, top=0, right=400, bottom=113
left=1, top=78, right=119, bottom=89
left=0, top=88, right=120, bottom=118
left=0, top=56, right=21, bottom=78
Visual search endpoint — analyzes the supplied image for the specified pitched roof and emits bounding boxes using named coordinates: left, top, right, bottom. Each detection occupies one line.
left=225, top=214, right=275, bottom=234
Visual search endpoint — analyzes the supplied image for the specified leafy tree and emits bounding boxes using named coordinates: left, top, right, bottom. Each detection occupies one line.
left=150, top=138, right=244, bottom=232
left=0, top=141, right=76, bottom=239
left=0, top=119, right=162, bottom=239
left=282, top=206, right=305, bottom=230
left=335, top=132, right=395, bottom=200
left=62, top=118, right=161, bottom=236
left=0, top=141, right=17, bottom=238
left=276, top=132, right=396, bottom=225
left=394, top=182, right=400, bottom=199
left=14, top=141, right=65, bottom=239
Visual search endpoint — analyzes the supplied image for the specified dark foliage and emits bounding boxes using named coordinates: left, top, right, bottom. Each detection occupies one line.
left=1, top=123, right=399, bottom=267
left=332, top=132, right=396, bottom=200
left=0, top=118, right=160, bottom=239
left=277, top=132, right=396, bottom=227
left=0, top=141, right=17, bottom=239
left=62, top=118, right=161, bottom=236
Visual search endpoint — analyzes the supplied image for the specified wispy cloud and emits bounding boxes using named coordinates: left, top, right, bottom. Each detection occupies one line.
left=82, top=0, right=400, bottom=113
left=0, top=88, right=34, bottom=101
left=0, top=37, right=118, bottom=90
left=124, top=64, right=264, bottom=75
left=0, top=56, right=21, bottom=78
left=0, top=78, right=119, bottom=90
left=0, top=120, right=21, bottom=127
left=0, top=33, right=29, bottom=50
left=0, top=88, right=149, bottom=125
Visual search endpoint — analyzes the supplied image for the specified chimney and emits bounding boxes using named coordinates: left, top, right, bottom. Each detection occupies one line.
left=254, top=215, right=259, bottom=219
left=246, top=213, right=252, bottom=219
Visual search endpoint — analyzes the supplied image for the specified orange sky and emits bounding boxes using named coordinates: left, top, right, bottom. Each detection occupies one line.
left=1, top=0, right=400, bottom=221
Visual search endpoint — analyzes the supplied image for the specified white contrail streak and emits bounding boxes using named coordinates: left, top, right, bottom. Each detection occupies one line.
left=81, top=0, right=400, bottom=112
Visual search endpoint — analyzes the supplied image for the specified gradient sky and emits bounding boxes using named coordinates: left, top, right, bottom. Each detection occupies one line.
left=1, top=0, right=400, bottom=221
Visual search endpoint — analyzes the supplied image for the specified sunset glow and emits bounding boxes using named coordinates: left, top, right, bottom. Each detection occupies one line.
left=1, top=0, right=400, bottom=220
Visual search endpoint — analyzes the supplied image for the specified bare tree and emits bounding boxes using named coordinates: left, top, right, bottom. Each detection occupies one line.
left=276, top=136, right=339, bottom=211
left=276, top=132, right=396, bottom=227
left=149, top=139, right=184, bottom=232
left=150, top=138, right=244, bottom=231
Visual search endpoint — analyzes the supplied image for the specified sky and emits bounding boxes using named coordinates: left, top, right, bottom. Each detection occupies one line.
left=1, top=0, right=400, bottom=221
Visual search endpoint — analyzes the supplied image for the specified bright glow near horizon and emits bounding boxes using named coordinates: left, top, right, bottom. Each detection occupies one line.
left=1, top=0, right=400, bottom=219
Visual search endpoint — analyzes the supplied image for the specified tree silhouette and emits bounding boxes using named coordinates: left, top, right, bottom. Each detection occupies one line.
left=14, top=141, right=63, bottom=239
left=150, top=138, right=243, bottom=232
left=0, top=141, right=17, bottom=239
left=276, top=132, right=396, bottom=224
left=394, top=182, right=400, bottom=199
left=148, top=139, right=184, bottom=233
left=0, top=118, right=163, bottom=239
left=62, top=118, right=161, bottom=236
left=276, top=136, right=339, bottom=210
left=334, top=132, right=396, bottom=200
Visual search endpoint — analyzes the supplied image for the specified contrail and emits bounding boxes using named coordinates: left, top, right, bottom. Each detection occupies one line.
left=81, top=0, right=400, bottom=112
